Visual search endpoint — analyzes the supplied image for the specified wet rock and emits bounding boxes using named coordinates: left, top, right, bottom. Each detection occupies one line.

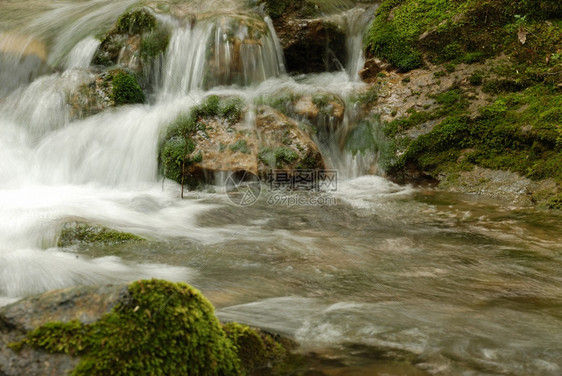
left=159, top=96, right=324, bottom=188
left=0, top=280, right=294, bottom=376
left=93, top=8, right=169, bottom=73
left=0, top=33, right=50, bottom=96
left=0, top=284, right=127, bottom=376
left=203, top=13, right=284, bottom=88
left=57, top=221, right=145, bottom=247
left=274, top=18, right=347, bottom=73
left=359, top=57, right=393, bottom=82
left=68, top=68, right=145, bottom=118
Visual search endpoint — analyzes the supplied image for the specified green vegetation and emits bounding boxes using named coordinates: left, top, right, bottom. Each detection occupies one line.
left=368, top=1, right=561, bottom=203
left=57, top=223, right=144, bottom=247
left=223, top=323, right=290, bottom=374
left=229, top=140, right=251, bottom=154
left=345, top=121, right=376, bottom=156
left=108, top=70, right=145, bottom=105
left=116, top=9, right=156, bottom=35
left=258, top=147, right=299, bottom=168
left=140, top=27, right=171, bottom=60
left=388, top=85, right=562, bottom=184
left=365, top=0, right=562, bottom=72
left=11, top=280, right=243, bottom=375
left=160, top=96, right=244, bottom=184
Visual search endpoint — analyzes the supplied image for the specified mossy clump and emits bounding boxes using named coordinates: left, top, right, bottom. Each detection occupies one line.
left=159, top=96, right=245, bottom=184
left=365, top=0, right=562, bottom=72
left=11, top=280, right=243, bottom=376
left=140, top=27, right=171, bottom=60
left=388, top=85, right=562, bottom=184
left=116, top=9, right=156, bottom=35
left=258, top=147, right=299, bottom=168
left=107, top=70, right=145, bottom=105
left=229, top=140, right=251, bottom=154
left=93, top=8, right=170, bottom=67
left=223, top=323, right=291, bottom=375
left=57, top=222, right=144, bottom=247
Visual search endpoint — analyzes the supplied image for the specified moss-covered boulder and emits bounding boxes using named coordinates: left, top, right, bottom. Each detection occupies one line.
left=360, top=0, right=562, bottom=206
left=57, top=222, right=144, bottom=247
left=93, top=8, right=170, bottom=73
left=159, top=95, right=324, bottom=189
left=1, top=280, right=292, bottom=376
left=68, top=68, right=145, bottom=118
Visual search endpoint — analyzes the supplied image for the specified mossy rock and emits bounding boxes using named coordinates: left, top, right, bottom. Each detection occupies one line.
left=115, top=9, right=156, bottom=35
left=93, top=7, right=170, bottom=71
left=224, top=323, right=295, bottom=375
left=159, top=95, right=245, bottom=185
left=365, top=0, right=562, bottom=73
left=57, top=222, right=144, bottom=247
left=8, top=280, right=243, bottom=375
left=106, top=69, right=145, bottom=105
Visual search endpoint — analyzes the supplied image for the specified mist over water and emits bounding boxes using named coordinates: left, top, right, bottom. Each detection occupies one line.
left=1, top=1, right=561, bottom=375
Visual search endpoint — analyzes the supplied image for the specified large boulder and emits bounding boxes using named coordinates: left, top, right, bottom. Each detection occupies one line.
left=1, top=280, right=292, bottom=376
left=93, top=8, right=170, bottom=73
left=68, top=68, right=145, bottom=118
left=159, top=95, right=325, bottom=188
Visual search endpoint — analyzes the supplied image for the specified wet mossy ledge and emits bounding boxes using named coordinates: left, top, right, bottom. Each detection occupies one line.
left=57, top=222, right=145, bottom=247
left=363, top=0, right=562, bottom=207
left=2, top=280, right=294, bottom=376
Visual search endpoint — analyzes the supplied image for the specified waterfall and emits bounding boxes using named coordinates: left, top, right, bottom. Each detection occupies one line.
left=0, top=1, right=376, bottom=300
left=65, top=36, right=101, bottom=69
left=161, top=13, right=285, bottom=96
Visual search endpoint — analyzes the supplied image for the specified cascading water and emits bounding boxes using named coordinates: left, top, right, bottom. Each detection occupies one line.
left=2, top=2, right=562, bottom=375
left=161, top=13, right=285, bottom=96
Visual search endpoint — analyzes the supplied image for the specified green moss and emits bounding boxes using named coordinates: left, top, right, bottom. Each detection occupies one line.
left=469, top=72, right=483, bottom=85
left=159, top=96, right=245, bottom=184
left=388, top=85, right=562, bottom=184
left=274, top=147, right=299, bottom=167
left=258, top=147, right=299, bottom=168
left=57, top=223, right=144, bottom=247
left=229, top=140, right=251, bottom=154
left=365, top=0, right=562, bottom=72
left=140, top=27, right=171, bottom=60
left=116, top=9, right=156, bottom=35
left=12, top=280, right=243, bottom=376
left=224, top=323, right=290, bottom=375
left=107, top=70, right=145, bottom=105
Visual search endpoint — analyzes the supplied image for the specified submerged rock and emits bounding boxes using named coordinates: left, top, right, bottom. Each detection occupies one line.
left=0, top=280, right=293, bottom=376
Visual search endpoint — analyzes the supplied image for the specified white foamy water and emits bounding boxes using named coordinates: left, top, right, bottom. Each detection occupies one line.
left=65, top=36, right=100, bottom=69
left=2, top=3, right=562, bottom=376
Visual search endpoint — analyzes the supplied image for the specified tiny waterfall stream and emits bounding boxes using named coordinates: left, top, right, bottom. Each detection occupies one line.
left=1, top=1, right=562, bottom=375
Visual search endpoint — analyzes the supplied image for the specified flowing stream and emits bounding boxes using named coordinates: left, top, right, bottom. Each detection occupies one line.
left=1, top=1, right=561, bottom=375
